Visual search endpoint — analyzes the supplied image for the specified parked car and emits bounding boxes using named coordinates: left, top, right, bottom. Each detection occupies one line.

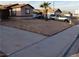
left=49, top=14, right=71, bottom=23
left=33, top=13, right=44, bottom=19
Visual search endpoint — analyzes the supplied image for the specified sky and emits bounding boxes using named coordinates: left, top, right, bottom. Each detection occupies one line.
left=0, top=1, right=79, bottom=12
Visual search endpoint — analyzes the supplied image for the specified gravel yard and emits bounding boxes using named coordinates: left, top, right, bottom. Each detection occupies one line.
left=0, top=17, right=73, bottom=36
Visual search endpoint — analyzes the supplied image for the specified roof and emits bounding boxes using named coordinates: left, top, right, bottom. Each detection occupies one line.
left=8, top=4, right=34, bottom=9
left=24, top=4, right=34, bottom=9
left=0, top=5, right=6, bottom=9
left=55, top=9, right=62, bottom=13
left=0, top=4, right=19, bottom=10
left=33, top=7, right=56, bottom=14
left=33, top=9, right=41, bottom=12
left=0, top=3, right=34, bottom=10
left=6, top=4, right=19, bottom=9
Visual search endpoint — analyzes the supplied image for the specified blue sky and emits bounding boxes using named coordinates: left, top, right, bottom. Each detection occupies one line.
left=0, top=1, right=79, bottom=12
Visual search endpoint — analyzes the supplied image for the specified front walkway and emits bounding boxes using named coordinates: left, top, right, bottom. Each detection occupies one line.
left=0, top=25, right=79, bottom=57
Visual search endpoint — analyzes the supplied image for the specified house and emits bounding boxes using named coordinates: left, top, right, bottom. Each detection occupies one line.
left=0, top=3, right=34, bottom=21
left=73, top=9, right=79, bottom=17
left=8, top=3, right=34, bottom=16
left=33, top=8, right=62, bottom=19
left=61, top=11, right=73, bottom=17
left=33, top=9, right=43, bottom=18
left=54, top=9, right=62, bottom=16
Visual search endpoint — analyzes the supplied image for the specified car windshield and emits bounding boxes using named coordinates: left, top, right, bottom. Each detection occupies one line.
left=50, top=14, right=55, bottom=16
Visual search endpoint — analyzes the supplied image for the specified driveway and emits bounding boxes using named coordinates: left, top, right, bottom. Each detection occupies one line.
left=0, top=25, right=46, bottom=55
left=0, top=25, right=79, bottom=57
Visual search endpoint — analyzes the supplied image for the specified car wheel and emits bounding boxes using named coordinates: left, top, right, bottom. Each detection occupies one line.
left=50, top=18, right=55, bottom=20
left=64, top=19, right=69, bottom=23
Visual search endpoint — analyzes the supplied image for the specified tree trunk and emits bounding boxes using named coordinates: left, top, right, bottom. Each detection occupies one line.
left=45, top=8, right=48, bottom=21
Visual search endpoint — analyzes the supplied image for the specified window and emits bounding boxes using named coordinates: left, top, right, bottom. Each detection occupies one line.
left=25, top=9, right=30, bottom=14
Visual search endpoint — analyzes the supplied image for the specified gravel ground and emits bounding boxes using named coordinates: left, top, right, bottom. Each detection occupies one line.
left=0, top=17, right=73, bottom=36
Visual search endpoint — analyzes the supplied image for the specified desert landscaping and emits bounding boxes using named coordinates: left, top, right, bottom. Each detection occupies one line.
left=0, top=17, right=73, bottom=36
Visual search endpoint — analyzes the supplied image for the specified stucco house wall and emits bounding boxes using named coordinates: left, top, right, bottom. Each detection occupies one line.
left=9, top=4, right=34, bottom=16
left=21, top=5, right=33, bottom=16
left=12, top=8, right=21, bottom=16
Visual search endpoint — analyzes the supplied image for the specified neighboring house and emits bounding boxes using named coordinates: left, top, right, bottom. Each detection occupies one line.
left=33, top=8, right=62, bottom=19
left=61, top=11, right=72, bottom=17
left=73, top=9, right=79, bottom=17
left=8, top=3, right=34, bottom=16
left=54, top=9, right=62, bottom=16
left=33, top=9, right=43, bottom=18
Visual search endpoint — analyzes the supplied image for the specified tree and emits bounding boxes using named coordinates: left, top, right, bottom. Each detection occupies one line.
left=40, top=2, right=51, bottom=21
left=68, top=12, right=72, bottom=17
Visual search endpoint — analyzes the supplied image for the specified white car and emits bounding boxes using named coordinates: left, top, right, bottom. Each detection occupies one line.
left=50, top=14, right=71, bottom=23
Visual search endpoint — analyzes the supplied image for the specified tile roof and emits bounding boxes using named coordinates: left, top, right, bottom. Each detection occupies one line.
left=33, top=7, right=56, bottom=14
left=8, top=4, right=34, bottom=9
left=0, top=3, right=34, bottom=10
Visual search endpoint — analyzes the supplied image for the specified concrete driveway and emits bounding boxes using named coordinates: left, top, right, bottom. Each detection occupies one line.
left=0, top=25, right=46, bottom=55
left=0, top=25, right=79, bottom=57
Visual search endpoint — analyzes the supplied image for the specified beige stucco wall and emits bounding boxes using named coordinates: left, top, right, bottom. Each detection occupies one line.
left=11, top=5, right=33, bottom=16
left=21, top=5, right=33, bottom=16
left=12, top=8, right=21, bottom=16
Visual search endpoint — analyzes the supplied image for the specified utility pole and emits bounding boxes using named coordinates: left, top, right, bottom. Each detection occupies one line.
left=53, top=1, right=55, bottom=11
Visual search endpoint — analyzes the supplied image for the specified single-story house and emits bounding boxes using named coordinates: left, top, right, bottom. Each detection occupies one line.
left=8, top=3, right=34, bottom=16
left=0, top=3, right=34, bottom=21
left=61, top=11, right=72, bottom=17
left=33, top=8, right=62, bottom=18
left=54, top=9, right=62, bottom=16
left=73, top=9, right=79, bottom=17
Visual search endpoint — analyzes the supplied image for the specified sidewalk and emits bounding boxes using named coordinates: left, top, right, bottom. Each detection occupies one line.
left=0, top=25, right=79, bottom=57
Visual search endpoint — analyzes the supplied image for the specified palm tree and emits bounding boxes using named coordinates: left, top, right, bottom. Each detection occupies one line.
left=40, top=2, right=51, bottom=21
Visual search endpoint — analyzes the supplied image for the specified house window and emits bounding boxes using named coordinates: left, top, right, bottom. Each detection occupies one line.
left=25, top=9, right=30, bottom=14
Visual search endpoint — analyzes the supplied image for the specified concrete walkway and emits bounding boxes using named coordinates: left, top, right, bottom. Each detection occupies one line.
left=0, top=25, right=79, bottom=57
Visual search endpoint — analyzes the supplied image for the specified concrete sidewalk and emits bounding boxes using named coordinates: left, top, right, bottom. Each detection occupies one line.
left=0, top=25, right=79, bottom=57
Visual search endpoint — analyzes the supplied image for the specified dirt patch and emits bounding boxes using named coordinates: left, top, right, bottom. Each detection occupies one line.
left=0, top=17, right=73, bottom=36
